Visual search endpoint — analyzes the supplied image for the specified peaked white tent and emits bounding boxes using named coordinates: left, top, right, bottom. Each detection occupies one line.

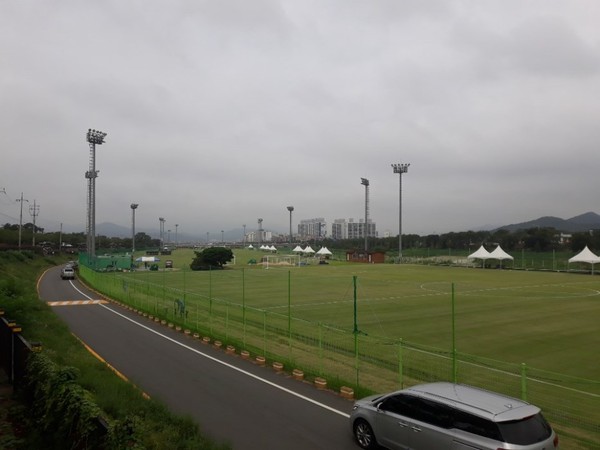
left=568, top=246, right=600, bottom=274
left=489, top=245, right=514, bottom=268
left=303, top=246, right=315, bottom=254
left=569, top=246, right=600, bottom=263
left=489, top=246, right=513, bottom=260
left=292, top=245, right=304, bottom=253
left=468, top=245, right=491, bottom=267
left=316, top=246, right=333, bottom=257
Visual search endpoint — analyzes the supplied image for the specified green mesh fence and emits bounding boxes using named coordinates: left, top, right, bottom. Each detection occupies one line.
left=78, top=264, right=600, bottom=449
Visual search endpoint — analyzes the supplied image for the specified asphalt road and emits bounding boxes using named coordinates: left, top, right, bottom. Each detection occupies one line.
left=38, top=265, right=357, bottom=449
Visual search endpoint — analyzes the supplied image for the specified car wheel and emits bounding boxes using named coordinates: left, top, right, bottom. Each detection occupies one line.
left=353, top=419, right=377, bottom=449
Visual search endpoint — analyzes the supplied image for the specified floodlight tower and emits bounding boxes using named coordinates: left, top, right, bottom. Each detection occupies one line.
left=159, top=217, right=165, bottom=247
left=287, top=206, right=294, bottom=246
left=361, top=178, right=370, bottom=252
left=131, top=204, right=138, bottom=253
left=175, top=224, right=179, bottom=247
left=243, top=224, right=246, bottom=246
left=391, top=163, right=410, bottom=262
left=85, top=128, right=107, bottom=259
left=258, top=218, right=263, bottom=246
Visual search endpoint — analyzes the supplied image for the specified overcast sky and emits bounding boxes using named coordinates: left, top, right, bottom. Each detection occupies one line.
left=1, top=1, right=599, bottom=239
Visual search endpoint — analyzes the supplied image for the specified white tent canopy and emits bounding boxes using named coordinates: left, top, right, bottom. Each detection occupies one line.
left=316, top=246, right=332, bottom=256
left=568, top=246, right=600, bottom=264
left=489, top=245, right=514, bottom=261
left=468, top=245, right=491, bottom=260
left=569, top=246, right=600, bottom=275
left=303, top=246, right=315, bottom=254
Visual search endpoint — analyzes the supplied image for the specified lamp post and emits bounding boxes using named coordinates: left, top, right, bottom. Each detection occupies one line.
left=391, top=163, right=410, bottom=262
left=85, top=128, right=107, bottom=259
left=361, top=178, right=369, bottom=252
left=258, top=218, right=263, bottom=246
left=287, top=206, right=294, bottom=246
left=175, top=224, right=179, bottom=247
left=131, top=204, right=138, bottom=254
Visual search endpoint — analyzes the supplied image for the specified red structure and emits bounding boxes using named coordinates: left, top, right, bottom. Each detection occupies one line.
left=346, top=250, right=385, bottom=264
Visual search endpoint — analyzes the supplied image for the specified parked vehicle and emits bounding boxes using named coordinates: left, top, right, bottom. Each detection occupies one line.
left=350, top=382, right=558, bottom=450
left=60, top=266, right=75, bottom=280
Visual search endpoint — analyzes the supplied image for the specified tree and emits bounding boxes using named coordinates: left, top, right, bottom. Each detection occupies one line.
left=190, top=247, right=233, bottom=270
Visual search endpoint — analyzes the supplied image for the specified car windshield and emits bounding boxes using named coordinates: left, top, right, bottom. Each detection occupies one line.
left=497, top=413, right=552, bottom=445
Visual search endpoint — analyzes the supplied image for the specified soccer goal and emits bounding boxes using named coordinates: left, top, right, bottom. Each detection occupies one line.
left=262, top=254, right=300, bottom=269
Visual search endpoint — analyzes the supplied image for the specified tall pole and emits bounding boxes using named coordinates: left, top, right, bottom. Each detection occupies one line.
left=86, top=128, right=107, bottom=260
left=159, top=217, right=165, bottom=248
left=361, top=178, right=369, bottom=252
left=16, top=192, right=28, bottom=250
left=131, top=204, right=138, bottom=253
left=287, top=206, right=294, bottom=246
left=243, top=224, right=246, bottom=246
left=392, top=163, right=410, bottom=262
left=29, top=200, right=40, bottom=246
left=175, top=224, right=179, bottom=247
left=258, top=218, right=263, bottom=246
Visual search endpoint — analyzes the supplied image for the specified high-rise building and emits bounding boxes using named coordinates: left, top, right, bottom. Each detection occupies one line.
left=298, top=218, right=327, bottom=240
left=332, top=218, right=377, bottom=240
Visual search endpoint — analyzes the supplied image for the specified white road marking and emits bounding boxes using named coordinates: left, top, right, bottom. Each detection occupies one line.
left=72, top=282, right=351, bottom=418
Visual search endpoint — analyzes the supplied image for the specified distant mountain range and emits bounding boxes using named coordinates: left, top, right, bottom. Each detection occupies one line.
left=493, top=212, right=600, bottom=233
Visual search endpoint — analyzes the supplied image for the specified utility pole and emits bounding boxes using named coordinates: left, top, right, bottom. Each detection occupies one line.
left=16, top=192, right=29, bottom=249
left=29, top=200, right=40, bottom=246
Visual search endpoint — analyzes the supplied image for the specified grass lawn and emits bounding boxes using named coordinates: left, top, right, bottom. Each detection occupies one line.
left=117, top=248, right=600, bottom=381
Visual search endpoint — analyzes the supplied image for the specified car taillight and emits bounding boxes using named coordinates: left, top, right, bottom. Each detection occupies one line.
left=554, top=434, right=559, bottom=448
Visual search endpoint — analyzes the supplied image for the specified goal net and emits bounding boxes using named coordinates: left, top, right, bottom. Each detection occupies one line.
left=262, top=255, right=300, bottom=269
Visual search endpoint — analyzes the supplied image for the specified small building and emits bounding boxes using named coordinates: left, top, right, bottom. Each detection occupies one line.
left=346, top=250, right=385, bottom=264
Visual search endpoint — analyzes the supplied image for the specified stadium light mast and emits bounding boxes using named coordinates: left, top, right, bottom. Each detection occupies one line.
left=159, top=217, right=165, bottom=247
left=287, top=206, right=294, bottom=246
left=85, top=128, right=107, bottom=260
left=131, top=204, right=138, bottom=253
left=391, top=163, right=410, bottom=262
left=257, top=218, right=263, bottom=246
left=175, top=224, right=179, bottom=247
left=361, top=178, right=370, bottom=252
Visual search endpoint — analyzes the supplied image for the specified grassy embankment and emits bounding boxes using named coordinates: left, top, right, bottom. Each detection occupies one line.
left=0, top=250, right=229, bottom=450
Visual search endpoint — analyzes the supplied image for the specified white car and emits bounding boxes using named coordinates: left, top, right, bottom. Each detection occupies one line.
left=60, top=266, right=75, bottom=280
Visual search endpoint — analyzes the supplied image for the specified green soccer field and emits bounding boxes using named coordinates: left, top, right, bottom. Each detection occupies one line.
left=125, top=248, right=600, bottom=381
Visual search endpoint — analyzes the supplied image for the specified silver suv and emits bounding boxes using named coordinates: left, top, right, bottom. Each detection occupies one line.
left=350, top=382, right=558, bottom=449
